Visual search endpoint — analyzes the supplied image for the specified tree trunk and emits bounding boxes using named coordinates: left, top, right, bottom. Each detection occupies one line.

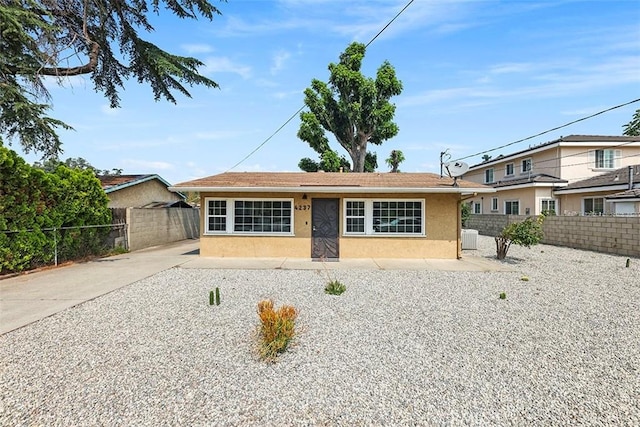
left=349, top=142, right=368, bottom=172
left=495, top=236, right=511, bottom=260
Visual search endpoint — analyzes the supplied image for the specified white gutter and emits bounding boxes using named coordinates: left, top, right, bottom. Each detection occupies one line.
left=553, top=184, right=631, bottom=195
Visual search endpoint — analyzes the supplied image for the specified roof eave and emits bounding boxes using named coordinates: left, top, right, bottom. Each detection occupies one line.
left=168, top=185, right=496, bottom=194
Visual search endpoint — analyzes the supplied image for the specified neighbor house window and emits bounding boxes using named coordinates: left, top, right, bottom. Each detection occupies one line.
left=345, top=200, right=365, bottom=233
left=583, top=197, right=604, bottom=215
left=541, top=199, right=557, bottom=215
left=505, top=200, right=519, bottom=215
left=205, top=198, right=293, bottom=234
left=591, top=149, right=620, bottom=169
left=484, top=168, right=494, bottom=184
left=491, top=197, right=499, bottom=212
left=344, top=199, right=424, bottom=236
left=521, top=158, right=532, bottom=174
left=473, top=202, right=482, bottom=214
left=505, top=163, right=514, bottom=177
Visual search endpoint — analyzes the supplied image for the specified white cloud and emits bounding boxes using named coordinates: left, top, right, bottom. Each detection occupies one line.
left=271, top=50, right=291, bottom=75
left=100, top=104, right=119, bottom=116
left=121, top=159, right=175, bottom=171
left=203, top=57, right=252, bottom=79
left=181, top=43, right=215, bottom=54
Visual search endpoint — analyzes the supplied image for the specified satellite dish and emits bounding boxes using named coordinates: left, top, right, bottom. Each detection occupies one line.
left=443, top=161, right=469, bottom=187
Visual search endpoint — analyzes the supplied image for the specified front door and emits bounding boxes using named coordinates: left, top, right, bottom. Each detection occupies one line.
left=311, top=198, right=339, bottom=259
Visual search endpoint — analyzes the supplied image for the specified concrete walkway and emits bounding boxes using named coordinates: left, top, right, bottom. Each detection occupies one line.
left=1, top=239, right=510, bottom=334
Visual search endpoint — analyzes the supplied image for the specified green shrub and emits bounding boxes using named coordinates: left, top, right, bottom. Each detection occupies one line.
left=325, top=280, right=347, bottom=295
left=495, top=215, right=545, bottom=260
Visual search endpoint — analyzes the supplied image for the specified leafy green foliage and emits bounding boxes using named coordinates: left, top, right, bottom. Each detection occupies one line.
left=461, top=203, right=471, bottom=228
left=623, top=108, right=640, bottom=136
left=1, top=0, right=223, bottom=158
left=385, top=150, right=405, bottom=172
left=495, top=215, right=545, bottom=260
left=0, top=146, right=111, bottom=273
left=324, top=280, right=346, bottom=296
left=298, top=42, right=402, bottom=172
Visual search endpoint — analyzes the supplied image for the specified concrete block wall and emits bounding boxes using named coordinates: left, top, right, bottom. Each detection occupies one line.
left=466, top=214, right=639, bottom=258
left=126, top=208, right=200, bottom=252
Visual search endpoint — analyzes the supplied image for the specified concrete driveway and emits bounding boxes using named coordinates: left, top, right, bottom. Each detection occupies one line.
left=1, top=239, right=509, bottom=334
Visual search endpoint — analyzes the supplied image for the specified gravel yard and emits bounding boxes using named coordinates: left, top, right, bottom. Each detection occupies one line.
left=1, top=236, right=639, bottom=426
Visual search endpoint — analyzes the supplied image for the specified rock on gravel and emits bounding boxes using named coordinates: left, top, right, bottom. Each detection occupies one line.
left=1, top=236, right=639, bottom=426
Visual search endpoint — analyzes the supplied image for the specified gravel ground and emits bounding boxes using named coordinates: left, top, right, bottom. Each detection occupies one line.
left=1, top=236, right=639, bottom=426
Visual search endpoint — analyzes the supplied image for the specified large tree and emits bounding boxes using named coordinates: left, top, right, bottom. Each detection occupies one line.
left=623, top=109, right=640, bottom=136
left=0, top=0, right=223, bottom=159
left=297, top=42, right=402, bottom=172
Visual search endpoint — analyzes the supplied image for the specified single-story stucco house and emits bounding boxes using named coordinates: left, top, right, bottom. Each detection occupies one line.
left=170, top=172, right=494, bottom=260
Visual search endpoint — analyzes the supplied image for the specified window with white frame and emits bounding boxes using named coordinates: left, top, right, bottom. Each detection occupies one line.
left=491, top=197, right=499, bottom=212
left=583, top=197, right=604, bottom=215
left=205, top=198, right=293, bottom=234
left=540, top=199, right=557, bottom=215
left=345, top=200, right=365, bottom=233
left=344, top=199, right=424, bottom=235
left=484, top=168, right=494, bottom=184
left=505, top=200, right=519, bottom=215
left=521, top=158, right=532, bottom=174
left=591, top=149, right=620, bottom=169
left=505, top=163, right=514, bottom=177
left=473, top=202, right=482, bottom=214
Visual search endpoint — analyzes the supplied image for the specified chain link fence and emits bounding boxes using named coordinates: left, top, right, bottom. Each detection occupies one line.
left=1, top=223, right=127, bottom=276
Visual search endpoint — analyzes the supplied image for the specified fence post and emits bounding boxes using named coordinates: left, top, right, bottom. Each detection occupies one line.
left=53, top=227, right=58, bottom=266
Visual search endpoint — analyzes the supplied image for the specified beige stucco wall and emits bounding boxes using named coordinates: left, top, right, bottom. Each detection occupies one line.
left=107, top=180, right=182, bottom=208
left=556, top=191, right=615, bottom=215
left=198, top=191, right=460, bottom=259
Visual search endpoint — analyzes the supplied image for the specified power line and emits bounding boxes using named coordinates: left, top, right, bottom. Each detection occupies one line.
left=226, top=0, right=415, bottom=172
left=452, top=98, right=640, bottom=163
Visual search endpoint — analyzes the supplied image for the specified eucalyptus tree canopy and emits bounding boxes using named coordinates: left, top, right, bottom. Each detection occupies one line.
left=297, top=42, right=402, bottom=172
left=0, top=0, right=223, bottom=158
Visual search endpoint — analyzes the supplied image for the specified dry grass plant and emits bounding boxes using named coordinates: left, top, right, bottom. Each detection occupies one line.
left=256, top=299, right=298, bottom=362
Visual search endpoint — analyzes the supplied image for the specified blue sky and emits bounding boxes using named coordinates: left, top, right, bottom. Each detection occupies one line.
left=13, top=0, right=640, bottom=185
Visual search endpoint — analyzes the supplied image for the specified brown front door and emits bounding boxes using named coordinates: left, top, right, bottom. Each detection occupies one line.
left=311, top=198, right=339, bottom=259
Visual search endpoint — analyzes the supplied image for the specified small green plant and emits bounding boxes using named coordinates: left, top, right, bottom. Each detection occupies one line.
left=325, top=280, right=347, bottom=295
left=256, top=299, right=298, bottom=362
left=520, top=276, right=529, bottom=282
left=209, top=287, right=221, bottom=305
left=626, top=258, right=630, bottom=268
left=495, top=215, right=545, bottom=260
left=209, top=290, right=215, bottom=305
left=215, top=287, right=221, bottom=305
left=319, top=256, right=347, bottom=296
left=499, top=292, right=507, bottom=300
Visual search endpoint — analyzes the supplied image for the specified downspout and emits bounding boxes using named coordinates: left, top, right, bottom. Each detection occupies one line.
left=629, top=165, right=634, bottom=190
left=457, top=193, right=477, bottom=259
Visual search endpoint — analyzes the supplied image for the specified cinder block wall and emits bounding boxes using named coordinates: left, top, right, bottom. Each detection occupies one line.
left=466, top=214, right=639, bottom=258
left=126, top=208, right=200, bottom=252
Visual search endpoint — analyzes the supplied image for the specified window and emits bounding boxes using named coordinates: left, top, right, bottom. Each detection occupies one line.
left=473, top=202, right=481, bottom=214
left=484, top=168, right=494, bottom=184
left=521, top=158, right=532, bottom=174
left=591, top=149, right=620, bottom=169
left=345, top=200, right=365, bottom=233
left=491, top=197, right=499, bottom=212
left=345, top=199, right=424, bottom=235
left=505, top=200, right=519, bottom=215
left=205, top=198, right=293, bottom=234
left=583, top=197, right=604, bottom=215
left=541, top=199, right=556, bottom=215
left=505, top=163, right=514, bottom=176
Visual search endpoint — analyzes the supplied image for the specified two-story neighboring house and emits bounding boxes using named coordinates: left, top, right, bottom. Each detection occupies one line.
left=462, top=135, right=640, bottom=216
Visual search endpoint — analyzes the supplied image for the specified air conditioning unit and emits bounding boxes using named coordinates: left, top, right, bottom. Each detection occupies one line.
left=461, top=229, right=478, bottom=250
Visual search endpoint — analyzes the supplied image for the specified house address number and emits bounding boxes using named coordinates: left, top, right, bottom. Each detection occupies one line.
left=295, top=204, right=311, bottom=210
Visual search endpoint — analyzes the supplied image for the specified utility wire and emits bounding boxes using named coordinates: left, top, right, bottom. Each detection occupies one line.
left=453, top=98, right=640, bottom=163
left=226, top=0, right=415, bottom=172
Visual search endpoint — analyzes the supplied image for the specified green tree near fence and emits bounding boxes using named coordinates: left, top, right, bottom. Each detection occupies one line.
left=495, top=215, right=545, bottom=260
left=1, top=146, right=111, bottom=273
